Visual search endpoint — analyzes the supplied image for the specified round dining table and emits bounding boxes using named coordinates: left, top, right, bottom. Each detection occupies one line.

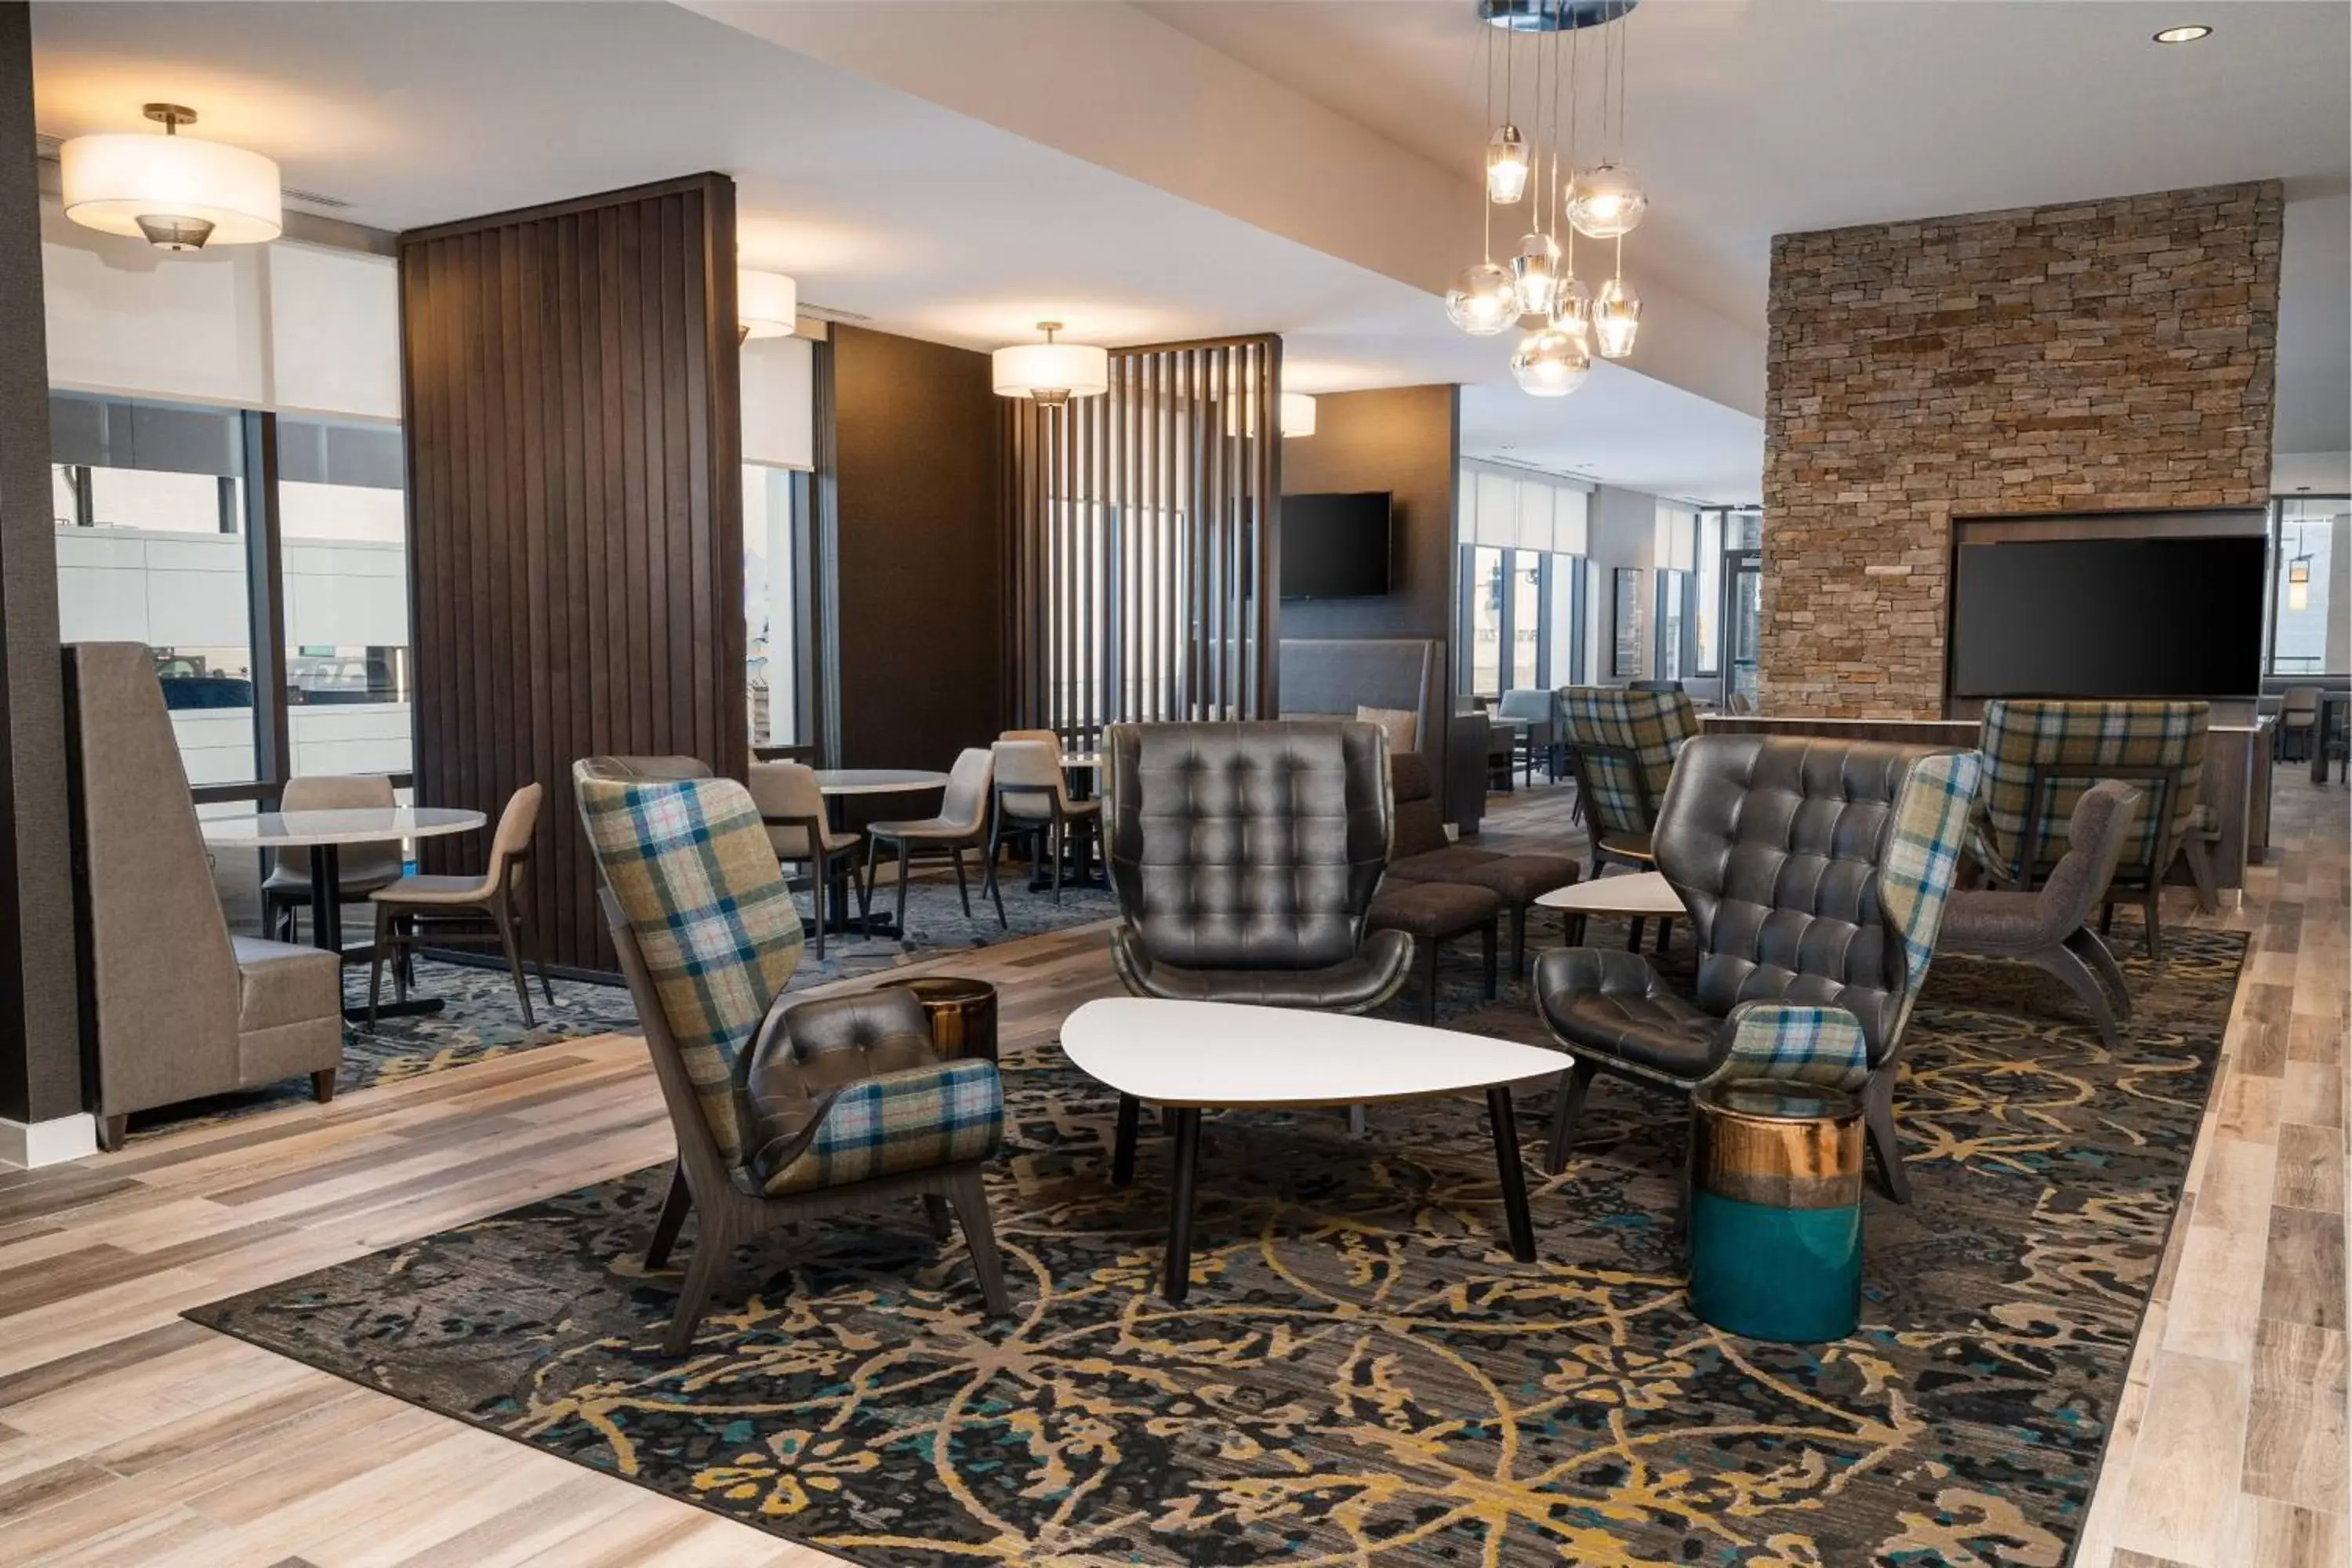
left=811, top=770, right=948, bottom=938
left=201, top=806, right=485, bottom=1020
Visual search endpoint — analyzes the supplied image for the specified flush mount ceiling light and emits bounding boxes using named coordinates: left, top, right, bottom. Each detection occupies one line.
left=1280, top=392, right=1317, bottom=438
left=737, top=269, right=798, bottom=343
left=991, top=322, right=1109, bottom=407
left=61, top=103, right=281, bottom=252
left=2153, top=23, right=2212, bottom=42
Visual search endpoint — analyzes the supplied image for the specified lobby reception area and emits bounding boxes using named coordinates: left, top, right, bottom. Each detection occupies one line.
left=0, top=3, right=2347, bottom=1566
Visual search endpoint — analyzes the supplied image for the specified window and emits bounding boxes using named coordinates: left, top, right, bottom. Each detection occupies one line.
left=2270, top=497, right=2346, bottom=677
left=1693, top=510, right=1724, bottom=675
left=1458, top=464, right=1591, bottom=699
left=1510, top=553, right=1541, bottom=689
left=1466, top=545, right=1504, bottom=698
left=1544, top=557, right=1582, bottom=687
left=1655, top=569, right=1689, bottom=681
left=746, top=463, right=806, bottom=748
left=51, top=393, right=258, bottom=786
left=278, top=416, right=411, bottom=777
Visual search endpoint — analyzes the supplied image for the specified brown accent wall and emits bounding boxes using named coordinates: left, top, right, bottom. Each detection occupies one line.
left=1760, top=181, right=2282, bottom=717
left=401, top=173, right=744, bottom=972
left=1279, top=384, right=1461, bottom=776
left=0, top=1, right=81, bottom=1123
left=826, top=325, right=1004, bottom=768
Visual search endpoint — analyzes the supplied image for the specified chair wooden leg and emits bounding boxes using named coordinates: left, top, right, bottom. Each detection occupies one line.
left=895, top=840, right=913, bottom=935
left=951, top=1171, right=1012, bottom=1316
left=646, top=1160, right=692, bottom=1269
left=2181, top=838, right=2220, bottom=916
left=1050, top=818, right=1065, bottom=905
left=984, top=839, right=1007, bottom=929
left=366, top=902, right=391, bottom=1025
left=1864, top=1069, right=1911, bottom=1204
left=808, top=860, right=826, bottom=963
left=2027, top=942, right=2125, bottom=1050
left=395, top=916, right=414, bottom=998
left=663, top=1221, right=734, bottom=1357
left=922, top=1191, right=953, bottom=1241
left=1544, top=1059, right=1599, bottom=1177
left=951, top=846, right=973, bottom=919
left=490, top=898, right=536, bottom=1028
left=310, top=1068, right=337, bottom=1105
left=982, top=818, right=1004, bottom=907
left=2141, top=889, right=2164, bottom=964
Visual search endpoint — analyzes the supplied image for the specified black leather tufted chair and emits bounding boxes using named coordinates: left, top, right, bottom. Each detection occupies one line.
left=1104, top=720, right=1413, bottom=1011
left=1534, top=735, right=1976, bottom=1202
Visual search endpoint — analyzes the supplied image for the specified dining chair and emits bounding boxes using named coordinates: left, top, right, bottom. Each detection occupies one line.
left=747, top=760, right=869, bottom=959
left=2279, top=686, right=2321, bottom=761
left=260, top=774, right=405, bottom=942
left=867, top=747, right=1003, bottom=933
left=1557, top=685, right=1700, bottom=879
left=365, top=782, right=554, bottom=1026
left=988, top=735, right=1098, bottom=904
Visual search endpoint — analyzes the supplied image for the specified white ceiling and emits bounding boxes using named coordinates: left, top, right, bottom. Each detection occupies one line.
left=29, top=0, right=2347, bottom=508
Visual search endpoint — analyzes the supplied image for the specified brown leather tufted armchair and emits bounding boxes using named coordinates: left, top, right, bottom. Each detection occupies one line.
left=1103, top=720, right=1413, bottom=1011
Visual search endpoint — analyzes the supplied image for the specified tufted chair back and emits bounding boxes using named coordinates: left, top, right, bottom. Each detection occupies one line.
left=1653, top=735, right=1978, bottom=1067
left=1105, top=720, right=1390, bottom=971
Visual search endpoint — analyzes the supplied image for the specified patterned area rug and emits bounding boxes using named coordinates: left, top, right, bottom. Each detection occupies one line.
left=129, top=878, right=1114, bottom=1140
left=188, top=922, right=2246, bottom=1566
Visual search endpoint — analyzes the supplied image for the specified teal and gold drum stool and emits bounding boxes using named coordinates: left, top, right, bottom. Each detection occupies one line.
left=1686, top=1077, right=1865, bottom=1344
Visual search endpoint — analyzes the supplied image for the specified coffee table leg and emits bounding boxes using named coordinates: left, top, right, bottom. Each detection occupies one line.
left=1112, top=1094, right=1139, bottom=1186
left=1163, top=1106, right=1201, bottom=1303
left=1486, top=1086, right=1537, bottom=1264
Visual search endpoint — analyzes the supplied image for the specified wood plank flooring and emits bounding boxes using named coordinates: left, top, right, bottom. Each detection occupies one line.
left=0, top=775, right=2340, bottom=1566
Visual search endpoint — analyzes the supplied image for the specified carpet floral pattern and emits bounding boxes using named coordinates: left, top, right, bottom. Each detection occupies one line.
left=188, top=923, right=2245, bottom=1566
left=129, top=880, right=1114, bottom=1140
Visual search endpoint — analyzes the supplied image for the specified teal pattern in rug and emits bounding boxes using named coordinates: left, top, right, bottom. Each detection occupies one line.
left=187, top=924, right=2248, bottom=1565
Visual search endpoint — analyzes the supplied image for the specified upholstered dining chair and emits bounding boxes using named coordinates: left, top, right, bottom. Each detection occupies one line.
left=2278, top=686, right=2321, bottom=762
left=867, top=746, right=1003, bottom=932
left=365, top=783, right=554, bottom=1026
left=1970, top=699, right=2214, bottom=960
left=575, top=764, right=1008, bottom=1355
left=1496, top=688, right=1559, bottom=785
left=578, top=754, right=713, bottom=781
left=1940, top=780, right=2142, bottom=1048
left=988, top=735, right=1098, bottom=904
left=1102, top=719, right=1413, bottom=1011
left=1531, top=735, right=1982, bottom=1203
left=1557, top=685, right=1700, bottom=878
left=748, top=760, right=869, bottom=960
left=260, top=774, right=405, bottom=942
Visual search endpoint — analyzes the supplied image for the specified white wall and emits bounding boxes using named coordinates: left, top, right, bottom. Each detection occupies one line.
left=1588, top=485, right=1664, bottom=684
left=2275, top=451, right=2352, bottom=495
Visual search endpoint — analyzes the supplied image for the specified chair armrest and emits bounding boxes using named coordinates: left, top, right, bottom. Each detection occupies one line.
left=750, top=1058, right=1002, bottom=1196
left=1530, top=944, right=1669, bottom=1006
left=1702, top=1001, right=1869, bottom=1091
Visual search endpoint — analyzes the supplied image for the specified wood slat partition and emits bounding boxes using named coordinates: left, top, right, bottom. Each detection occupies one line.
left=400, top=173, right=744, bottom=973
left=1002, top=336, right=1279, bottom=742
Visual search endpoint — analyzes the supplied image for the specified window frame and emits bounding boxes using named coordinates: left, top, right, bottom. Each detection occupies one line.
left=2266, top=494, right=2349, bottom=679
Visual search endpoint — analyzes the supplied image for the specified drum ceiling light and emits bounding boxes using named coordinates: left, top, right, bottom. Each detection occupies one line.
left=61, top=103, right=281, bottom=252
left=991, top=322, right=1109, bottom=407
left=737, top=269, right=798, bottom=342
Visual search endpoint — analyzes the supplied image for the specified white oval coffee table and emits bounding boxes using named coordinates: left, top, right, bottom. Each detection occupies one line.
left=1536, top=869, right=1686, bottom=953
left=1060, top=996, right=1570, bottom=1301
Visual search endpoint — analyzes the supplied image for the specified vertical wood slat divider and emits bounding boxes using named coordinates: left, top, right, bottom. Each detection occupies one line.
left=400, top=174, right=743, bottom=974
left=1000, top=334, right=1279, bottom=740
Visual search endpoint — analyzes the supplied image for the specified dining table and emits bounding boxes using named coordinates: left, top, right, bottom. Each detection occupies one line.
left=200, top=805, right=486, bottom=1021
left=813, top=769, right=948, bottom=938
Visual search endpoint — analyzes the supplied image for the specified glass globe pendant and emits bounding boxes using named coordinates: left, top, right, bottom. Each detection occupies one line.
left=1486, top=124, right=1530, bottom=204
left=1510, top=327, right=1591, bottom=397
left=1445, top=261, right=1519, bottom=336
left=1510, top=231, right=1560, bottom=320
left=1595, top=274, right=1642, bottom=358
left=1551, top=273, right=1593, bottom=347
left=1567, top=160, right=1648, bottom=239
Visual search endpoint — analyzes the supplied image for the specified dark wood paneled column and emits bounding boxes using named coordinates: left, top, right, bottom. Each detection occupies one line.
left=0, top=2, right=83, bottom=1131
left=401, top=174, right=744, bottom=972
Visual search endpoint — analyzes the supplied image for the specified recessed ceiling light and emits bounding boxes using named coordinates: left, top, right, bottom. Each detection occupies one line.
left=2153, top=24, right=2212, bottom=43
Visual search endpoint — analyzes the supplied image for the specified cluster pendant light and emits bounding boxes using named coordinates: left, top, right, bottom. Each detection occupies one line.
left=1453, top=0, right=1647, bottom=397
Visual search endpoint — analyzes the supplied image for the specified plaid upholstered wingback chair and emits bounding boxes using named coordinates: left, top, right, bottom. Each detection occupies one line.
left=1972, top=699, right=2214, bottom=961
left=1531, top=735, right=1981, bottom=1204
left=1557, top=686, right=1700, bottom=877
left=575, top=764, right=1010, bottom=1354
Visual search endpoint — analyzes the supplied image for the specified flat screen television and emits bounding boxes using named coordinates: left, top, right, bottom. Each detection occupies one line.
left=1947, top=534, right=2265, bottom=699
left=1282, top=492, right=1392, bottom=599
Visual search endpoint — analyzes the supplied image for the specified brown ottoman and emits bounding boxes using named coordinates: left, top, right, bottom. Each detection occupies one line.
left=1369, top=881, right=1502, bottom=1024
left=1390, top=848, right=1581, bottom=978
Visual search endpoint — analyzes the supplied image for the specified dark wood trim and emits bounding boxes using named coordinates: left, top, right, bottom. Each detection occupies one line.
left=401, top=176, right=745, bottom=971
left=240, top=411, right=290, bottom=786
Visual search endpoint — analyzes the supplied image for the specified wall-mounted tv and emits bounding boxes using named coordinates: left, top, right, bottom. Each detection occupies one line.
left=1948, top=535, right=2265, bottom=699
left=1282, top=492, right=1392, bottom=600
